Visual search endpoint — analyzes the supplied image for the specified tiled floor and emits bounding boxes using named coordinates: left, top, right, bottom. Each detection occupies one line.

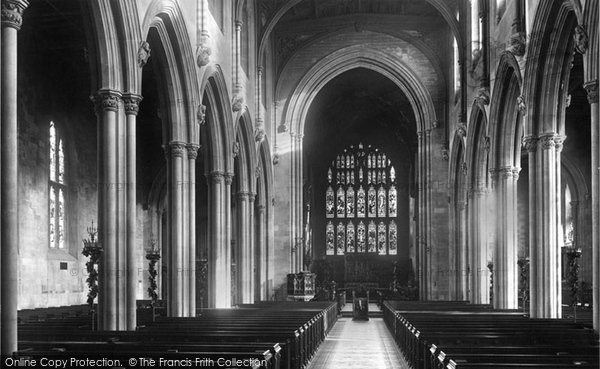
left=307, top=317, right=410, bottom=369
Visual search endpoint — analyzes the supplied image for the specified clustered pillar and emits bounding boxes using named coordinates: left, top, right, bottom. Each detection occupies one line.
left=123, top=94, right=142, bottom=330
left=467, top=186, right=491, bottom=304
left=584, top=80, right=598, bottom=330
left=207, top=171, right=232, bottom=308
left=1, top=0, right=29, bottom=355
left=492, top=166, right=519, bottom=309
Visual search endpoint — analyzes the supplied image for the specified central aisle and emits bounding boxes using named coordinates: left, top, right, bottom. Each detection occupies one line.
left=307, top=316, right=410, bottom=369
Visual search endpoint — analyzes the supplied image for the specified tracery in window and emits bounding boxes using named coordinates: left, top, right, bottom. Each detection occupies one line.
left=49, top=121, right=66, bottom=249
left=324, top=143, right=398, bottom=255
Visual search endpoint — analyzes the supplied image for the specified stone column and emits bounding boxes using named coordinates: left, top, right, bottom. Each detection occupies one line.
left=237, top=191, right=254, bottom=303
left=249, top=193, right=256, bottom=301
left=417, top=130, right=426, bottom=299
left=523, top=136, right=539, bottom=317
left=296, top=134, right=304, bottom=272
left=468, top=186, right=490, bottom=304
left=256, top=204, right=267, bottom=300
left=290, top=132, right=298, bottom=273
left=584, top=80, right=599, bottom=330
left=206, top=172, right=230, bottom=307
left=1, top=0, right=28, bottom=355
left=92, top=90, right=122, bottom=330
left=123, top=94, right=142, bottom=329
left=493, top=166, right=520, bottom=309
left=187, top=144, right=199, bottom=316
left=457, top=200, right=468, bottom=300
left=425, top=128, right=433, bottom=299
left=224, top=173, right=234, bottom=306
left=165, top=141, right=186, bottom=316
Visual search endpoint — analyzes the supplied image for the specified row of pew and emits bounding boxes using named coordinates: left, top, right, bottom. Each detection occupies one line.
left=382, top=300, right=599, bottom=369
left=14, top=301, right=338, bottom=369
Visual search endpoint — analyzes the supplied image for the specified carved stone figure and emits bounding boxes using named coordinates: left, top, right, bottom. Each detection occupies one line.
left=574, top=25, right=588, bottom=54
left=137, top=41, right=151, bottom=68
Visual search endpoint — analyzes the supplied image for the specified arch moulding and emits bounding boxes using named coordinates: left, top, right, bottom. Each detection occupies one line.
left=281, top=45, right=438, bottom=136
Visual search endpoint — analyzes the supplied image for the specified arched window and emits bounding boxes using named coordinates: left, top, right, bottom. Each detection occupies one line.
left=49, top=121, right=66, bottom=249
left=325, top=143, right=397, bottom=255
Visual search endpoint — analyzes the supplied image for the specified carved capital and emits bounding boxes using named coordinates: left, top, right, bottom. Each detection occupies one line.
left=584, top=80, right=599, bottom=104
left=237, top=191, right=251, bottom=200
left=574, top=25, right=589, bottom=54
left=516, top=95, right=526, bottom=115
left=91, top=90, right=122, bottom=113
left=224, top=173, right=234, bottom=186
left=257, top=205, right=266, bottom=212
left=497, top=166, right=520, bottom=180
left=432, top=120, right=440, bottom=129
left=186, top=144, right=200, bottom=160
left=123, top=94, right=143, bottom=115
left=456, top=201, right=467, bottom=211
left=554, top=135, right=565, bottom=153
left=163, top=142, right=186, bottom=159
left=207, top=171, right=224, bottom=185
left=417, top=130, right=424, bottom=138
left=137, top=41, right=151, bottom=68
left=196, top=43, right=211, bottom=67
left=540, top=135, right=556, bottom=150
left=232, top=95, right=244, bottom=112
left=522, top=136, right=538, bottom=153
left=506, top=32, right=526, bottom=57
left=1, top=0, right=28, bottom=30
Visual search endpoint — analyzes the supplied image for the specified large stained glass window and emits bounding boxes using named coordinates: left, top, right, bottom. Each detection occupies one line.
left=324, top=143, right=398, bottom=255
left=49, top=121, right=66, bottom=249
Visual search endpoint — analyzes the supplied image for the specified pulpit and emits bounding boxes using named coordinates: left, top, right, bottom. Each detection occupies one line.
left=286, top=272, right=316, bottom=301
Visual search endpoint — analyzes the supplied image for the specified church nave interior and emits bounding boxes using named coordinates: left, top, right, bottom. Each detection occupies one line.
left=1, top=0, right=599, bottom=368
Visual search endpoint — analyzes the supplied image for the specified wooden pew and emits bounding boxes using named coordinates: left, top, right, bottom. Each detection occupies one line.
left=382, top=300, right=599, bottom=369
